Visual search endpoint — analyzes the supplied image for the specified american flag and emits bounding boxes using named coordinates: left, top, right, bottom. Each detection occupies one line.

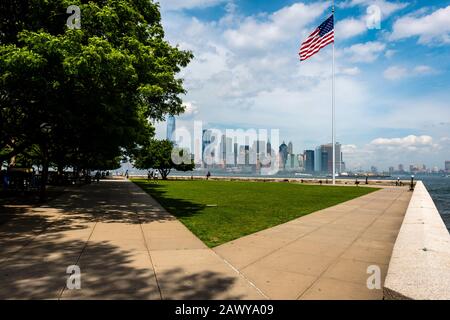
left=299, top=15, right=334, bottom=61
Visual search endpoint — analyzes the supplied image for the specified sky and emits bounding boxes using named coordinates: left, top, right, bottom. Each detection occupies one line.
left=154, top=0, right=450, bottom=171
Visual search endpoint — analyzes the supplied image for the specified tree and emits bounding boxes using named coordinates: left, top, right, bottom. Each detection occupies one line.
left=134, top=139, right=194, bottom=180
left=0, top=0, right=192, bottom=199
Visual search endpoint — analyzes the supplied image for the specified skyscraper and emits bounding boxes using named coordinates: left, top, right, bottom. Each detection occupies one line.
left=304, top=150, right=315, bottom=173
left=314, top=143, right=344, bottom=174
left=279, top=142, right=288, bottom=169
left=266, top=141, right=271, bottom=155
left=445, top=161, right=450, bottom=173
left=321, top=151, right=328, bottom=173
left=314, top=146, right=322, bottom=173
left=166, top=115, right=176, bottom=142
left=287, top=141, right=293, bottom=154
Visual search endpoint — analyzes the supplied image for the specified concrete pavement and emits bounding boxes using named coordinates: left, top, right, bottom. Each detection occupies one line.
left=0, top=179, right=411, bottom=300
left=214, top=186, right=412, bottom=300
left=0, top=180, right=264, bottom=299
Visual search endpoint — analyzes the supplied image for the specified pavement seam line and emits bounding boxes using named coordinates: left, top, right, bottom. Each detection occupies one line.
left=58, top=220, right=99, bottom=300
left=128, top=180, right=163, bottom=300
left=230, top=202, right=362, bottom=271
left=132, top=179, right=266, bottom=299
left=138, top=222, right=163, bottom=300
left=295, top=188, right=407, bottom=299
left=220, top=256, right=270, bottom=300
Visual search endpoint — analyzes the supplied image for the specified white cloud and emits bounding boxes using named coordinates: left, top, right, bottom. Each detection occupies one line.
left=383, top=65, right=437, bottom=80
left=160, top=0, right=225, bottom=11
left=339, top=66, right=361, bottom=76
left=342, top=144, right=358, bottom=153
left=342, top=41, right=386, bottom=63
left=390, top=5, right=450, bottom=44
left=342, top=135, right=445, bottom=170
left=383, top=66, right=407, bottom=80
left=413, top=65, right=436, bottom=75
left=370, top=135, right=435, bottom=148
left=224, top=2, right=327, bottom=51
left=181, top=101, right=199, bottom=117
left=335, top=18, right=367, bottom=40
left=340, top=0, right=408, bottom=17
left=384, top=49, right=396, bottom=58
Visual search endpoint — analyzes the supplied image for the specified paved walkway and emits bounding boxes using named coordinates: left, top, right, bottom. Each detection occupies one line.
left=0, top=180, right=263, bottom=299
left=0, top=180, right=411, bottom=300
left=214, top=186, right=412, bottom=299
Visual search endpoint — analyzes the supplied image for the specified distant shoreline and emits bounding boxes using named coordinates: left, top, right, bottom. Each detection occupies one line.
left=130, top=174, right=412, bottom=187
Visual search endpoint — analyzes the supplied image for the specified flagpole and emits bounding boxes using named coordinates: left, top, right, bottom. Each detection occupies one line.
left=332, top=0, right=336, bottom=185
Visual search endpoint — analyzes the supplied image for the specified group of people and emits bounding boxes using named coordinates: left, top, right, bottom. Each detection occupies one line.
left=147, top=170, right=159, bottom=180
left=94, top=170, right=110, bottom=183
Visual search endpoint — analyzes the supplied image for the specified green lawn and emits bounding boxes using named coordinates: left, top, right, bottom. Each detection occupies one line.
left=132, top=179, right=378, bottom=247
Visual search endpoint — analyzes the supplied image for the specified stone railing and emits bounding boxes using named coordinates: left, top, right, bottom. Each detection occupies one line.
left=384, top=181, right=450, bottom=300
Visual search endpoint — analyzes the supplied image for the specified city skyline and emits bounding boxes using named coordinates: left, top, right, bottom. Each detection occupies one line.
left=164, top=116, right=449, bottom=172
left=154, top=0, right=450, bottom=170
left=166, top=118, right=448, bottom=174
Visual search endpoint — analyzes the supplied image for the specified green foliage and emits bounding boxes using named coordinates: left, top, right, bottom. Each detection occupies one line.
left=0, top=0, right=192, bottom=174
left=134, top=139, right=194, bottom=179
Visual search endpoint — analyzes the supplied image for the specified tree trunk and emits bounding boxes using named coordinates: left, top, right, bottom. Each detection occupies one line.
left=159, top=168, right=170, bottom=180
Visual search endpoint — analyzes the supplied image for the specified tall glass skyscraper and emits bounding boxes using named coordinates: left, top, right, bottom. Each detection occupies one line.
left=304, top=150, right=315, bottom=172
left=314, top=143, right=344, bottom=174
left=166, top=115, right=176, bottom=142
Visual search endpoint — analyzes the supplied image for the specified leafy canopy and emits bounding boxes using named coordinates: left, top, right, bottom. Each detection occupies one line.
left=0, top=0, right=192, bottom=171
left=134, top=139, right=195, bottom=179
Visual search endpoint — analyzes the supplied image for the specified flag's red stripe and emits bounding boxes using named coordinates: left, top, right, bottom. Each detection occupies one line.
left=300, top=31, right=334, bottom=55
left=300, top=30, right=334, bottom=54
left=302, top=38, right=334, bottom=60
left=300, top=37, right=334, bottom=60
left=300, top=38, right=333, bottom=61
left=300, top=37, right=334, bottom=61
left=300, top=29, right=320, bottom=46
left=300, top=31, right=334, bottom=52
left=300, top=35, right=321, bottom=52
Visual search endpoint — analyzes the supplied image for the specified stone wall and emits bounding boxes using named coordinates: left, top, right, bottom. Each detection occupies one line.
left=384, top=181, right=450, bottom=300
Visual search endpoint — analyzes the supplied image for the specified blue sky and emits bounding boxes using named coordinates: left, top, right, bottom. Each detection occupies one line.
left=155, top=0, right=450, bottom=171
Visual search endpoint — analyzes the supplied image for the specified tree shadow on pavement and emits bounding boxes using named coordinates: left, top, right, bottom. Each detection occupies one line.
left=132, top=180, right=207, bottom=220
left=0, top=236, right=243, bottom=299
left=0, top=181, right=245, bottom=299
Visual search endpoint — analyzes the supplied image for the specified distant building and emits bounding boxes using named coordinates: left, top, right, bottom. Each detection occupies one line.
left=398, top=164, right=404, bottom=173
left=279, top=142, right=289, bottom=169
left=166, top=115, right=176, bottom=142
left=266, top=141, right=272, bottom=155
left=287, top=141, right=293, bottom=154
left=371, top=166, right=378, bottom=174
left=446, top=161, right=450, bottom=173
left=304, top=150, right=315, bottom=172
left=285, top=153, right=299, bottom=170
left=314, top=143, right=344, bottom=174
left=297, top=154, right=305, bottom=171
left=314, top=146, right=322, bottom=173
left=389, top=166, right=395, bottom=175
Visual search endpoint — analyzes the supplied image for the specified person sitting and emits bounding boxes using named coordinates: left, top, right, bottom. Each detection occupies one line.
left=95, top=171, right=101, bottom=183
